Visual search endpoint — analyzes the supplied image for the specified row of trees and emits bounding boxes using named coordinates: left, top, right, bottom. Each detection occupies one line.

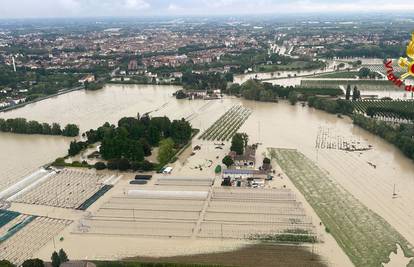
left=0, top=118, right=79, bottom=137
left=0, top=249, right=68, bottom=267
left=345, top=85, right=361, bottom=101
left=307, top=97, right=354, bottom=115
left=353, top=115, right=414, bottom=160
left=226, top=80, right=343, bottom=103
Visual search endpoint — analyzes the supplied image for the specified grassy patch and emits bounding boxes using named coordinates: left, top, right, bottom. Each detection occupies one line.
left=312, top=71, right=359, bottom=79
left=269, top=148, right=414, bottom=267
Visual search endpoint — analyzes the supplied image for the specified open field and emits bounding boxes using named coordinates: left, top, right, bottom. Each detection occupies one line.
left=199, top=105, right=251, bottom=141
left=269, top=148, right=414, bottom=267
left=125, top=243, right=327, bottom=267
left=313, top=71, right=360, bottom=79
left=300, top=78, right=392, bottom=90
left=0, top=215, right=71, bottom=265
left=14, top=169, right=113, bottom=209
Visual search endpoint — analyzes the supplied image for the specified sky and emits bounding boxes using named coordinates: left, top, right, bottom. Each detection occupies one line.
left=1, top=0, right=414, bottom=18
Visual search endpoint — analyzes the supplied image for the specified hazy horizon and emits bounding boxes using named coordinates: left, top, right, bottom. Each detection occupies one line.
left=1, top=0, right=414, bottom=19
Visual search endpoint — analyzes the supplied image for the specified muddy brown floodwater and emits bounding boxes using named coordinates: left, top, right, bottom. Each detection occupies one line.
left=1, top=84, right=414, bottom=266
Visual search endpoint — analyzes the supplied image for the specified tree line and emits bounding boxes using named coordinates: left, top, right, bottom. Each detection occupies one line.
left=353, top=115, right=414, bottom=160
left=0, top=248, right=68, bottom=267
left=307, top=97, right=354, bottom=115
left=0, top=118, right=79, bottom=137
left=225, top=80, right=343, bottom=102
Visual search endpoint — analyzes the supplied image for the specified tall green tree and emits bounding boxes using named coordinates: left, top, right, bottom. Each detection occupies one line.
left=231, top=133, right=248, bottom=155
left=51, top=251, right=60, bottom=267
left=62, top=124, right=79, bottom=137
left=288, top=91, right=298, bottom=105
left=58, top=249, right=68, bottom=263
left=345, top=84, right=351, bottom=100
left=157, top=138, right=175, bottom=165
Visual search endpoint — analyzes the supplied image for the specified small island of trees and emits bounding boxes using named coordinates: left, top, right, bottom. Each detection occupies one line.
left=61, top=113, right=195, bottom=171
left=0, top=118, right=79, bottom=137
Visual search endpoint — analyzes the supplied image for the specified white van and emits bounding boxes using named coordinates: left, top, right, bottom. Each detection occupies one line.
left=163, top=167, right=173, bottom=174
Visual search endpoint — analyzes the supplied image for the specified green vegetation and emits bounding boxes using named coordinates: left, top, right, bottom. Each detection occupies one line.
left=230, top=133, right=248, bottom=155
left=199, top=105, right=251, bottom=141
left=0, top=66, right=82, bottom=102
left=222, top=156, right=234, bottom=168
left=214, top=165, right=222, bottom=174
left=352, top=100, right=414, bottom=121
left=307, top=97, right=354, bottom=115
left=323, top=44, right=405, bottom=59
left=269, top=148, right=414, bottom=267
left=182, top=71, right=231, bottom=91
left=288, top=91, right=298, bottom=105
left=227, top=80, right=343, bottom=103
left=158, top=138, right=176, bottom=165
left=95, top=261, right=224, bottom=267
left=255, top=60, right=325, bottom=73
left=85, top=81, right=105, bottom=91
left=63, top=115, right=193, bottom=171
left=0, top=260, right=15, bottom=267
left=300, top=79, right=391, bottom=89
left=51, top=249, right=69, bottom=267
left=313, top=71, right=359, bottom=79
left=249, top=229, right=317, bottom=244
left=0, top=118, right=79, bottom=137
left=22, top=259, right=44, bottom=267
left=353, top=115, right=414, bottom=160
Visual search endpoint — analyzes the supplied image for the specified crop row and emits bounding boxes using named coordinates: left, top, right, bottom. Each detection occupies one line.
left=199, top=105, right=252, bottom=141
left=352, top=100, right=414, bottom=121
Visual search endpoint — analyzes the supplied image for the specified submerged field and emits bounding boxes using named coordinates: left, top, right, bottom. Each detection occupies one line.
left=269, top=148, right=414, bottom=267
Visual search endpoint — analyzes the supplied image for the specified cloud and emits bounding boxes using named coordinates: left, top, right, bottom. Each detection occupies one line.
left=1, top=0, right=414, bottom=18
left=124, top=0, right=150, bottom=10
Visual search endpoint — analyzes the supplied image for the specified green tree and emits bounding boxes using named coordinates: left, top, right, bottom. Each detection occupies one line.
left=352, top=86, right=360, bottom=101
left=51, top=251, right=60, bottom=267
left=22, top=259, right=44, bottom=267
left=62, top=124, right=79, bottom=137
left=0, top=260, right=15, bottom=267
left=157, top=138, right=176, bottom=165
left=345, top=84, right=351, bottom=100
left=222, top=156, right=234, bottom=168
left=94, top=162, right=107, bottom=170
left=118, top=158, right=131, bottom=171
left=51, top=123, right=62, bottom=135
left=170, top=119, right=192, bottom=145
left=358, top=67, right=370, bottom=78
left=215, top=165, right=222, bottom=174
left=288, top=91, right=298, bottom=105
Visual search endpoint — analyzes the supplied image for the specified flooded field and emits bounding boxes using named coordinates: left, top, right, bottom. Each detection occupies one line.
left=1, top=83, right=414, bottom=266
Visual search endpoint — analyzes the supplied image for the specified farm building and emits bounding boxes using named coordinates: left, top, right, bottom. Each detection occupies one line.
left=222, top=169, right=268, bottom=187
left=228, top=145, right=256, bottom=167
